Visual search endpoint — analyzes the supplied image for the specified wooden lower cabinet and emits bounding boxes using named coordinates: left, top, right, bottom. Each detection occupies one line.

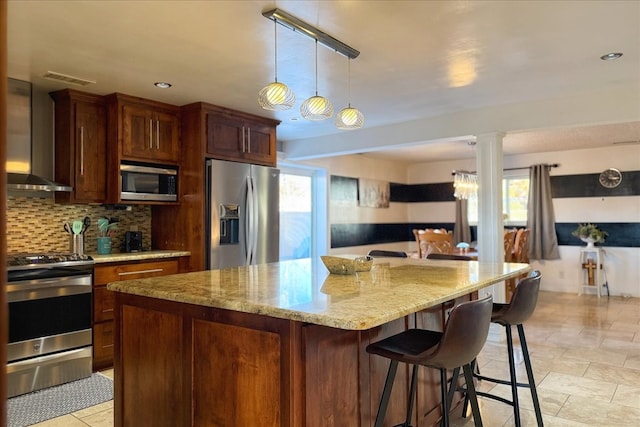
left=92, top=258, right=179, bottom=370
left=113, top=293, right=457, bottom=427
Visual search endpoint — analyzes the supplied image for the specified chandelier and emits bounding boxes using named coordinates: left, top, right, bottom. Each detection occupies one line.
left=453, top=171, right=478, bottom=200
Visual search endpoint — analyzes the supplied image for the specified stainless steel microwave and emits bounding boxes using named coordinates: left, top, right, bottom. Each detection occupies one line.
left=120, top=162, right=178, bottom=202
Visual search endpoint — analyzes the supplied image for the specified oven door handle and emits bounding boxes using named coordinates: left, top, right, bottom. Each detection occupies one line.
left=7, top=274, right=92, bottom=303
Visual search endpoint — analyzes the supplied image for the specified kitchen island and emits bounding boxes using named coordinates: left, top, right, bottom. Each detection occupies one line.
left=108, top=257, right=530, bottom=427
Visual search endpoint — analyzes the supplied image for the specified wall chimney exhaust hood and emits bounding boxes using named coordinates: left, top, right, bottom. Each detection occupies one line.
left=7, top=78, right=72, bottom=192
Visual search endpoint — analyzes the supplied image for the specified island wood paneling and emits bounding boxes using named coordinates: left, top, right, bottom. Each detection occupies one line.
left=193, top=320, right=281, bottom=426
left=120, top=304, right=186, bottom=426
left=113, top=292, right=452, bottom=426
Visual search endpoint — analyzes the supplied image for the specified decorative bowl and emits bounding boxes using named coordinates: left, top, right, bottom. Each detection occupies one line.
left=321, top=255, right=373, bottom=275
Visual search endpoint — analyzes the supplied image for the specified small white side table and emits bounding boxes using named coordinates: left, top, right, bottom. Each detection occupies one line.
left=579, top=248, right=603, bottom=297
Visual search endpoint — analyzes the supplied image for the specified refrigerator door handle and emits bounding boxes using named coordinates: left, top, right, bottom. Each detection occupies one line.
left=250, top=175, right=259, bottom=264
left=245, top=176, right=254, bottom=264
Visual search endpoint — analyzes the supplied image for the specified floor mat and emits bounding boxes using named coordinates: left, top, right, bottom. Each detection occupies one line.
left=7, top=373, right=113, bottom=427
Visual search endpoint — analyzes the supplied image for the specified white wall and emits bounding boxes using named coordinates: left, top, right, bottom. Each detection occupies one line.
left=301, top=155, right=413, bottom=256
left=408, top=144, right=640, bottom=297
left=297, top=144, right=640, bottom=297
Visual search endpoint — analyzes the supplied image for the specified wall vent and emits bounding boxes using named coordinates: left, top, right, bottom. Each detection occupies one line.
left=42, top=71, right=96, bottom=86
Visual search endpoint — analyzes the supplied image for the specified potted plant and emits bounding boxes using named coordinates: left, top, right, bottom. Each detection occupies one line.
left=571, top=223, right=608, bottom=248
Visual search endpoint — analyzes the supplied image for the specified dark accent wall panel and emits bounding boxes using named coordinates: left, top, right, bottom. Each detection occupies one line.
left=330, top=223, right=412, bottom=248
left=390, top=171, right=640, bottom=202
left=390, top=182, right=455, bottom=202
left=331, top=172, right=639, bottom=249
left=332, top=222, right=638, bottom=248
left=556, top=222, right=640, bottom=247
left=551, top=171, right=640, bottom=198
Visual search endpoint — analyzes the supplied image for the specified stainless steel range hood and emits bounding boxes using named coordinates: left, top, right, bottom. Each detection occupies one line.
left=7, top=78, right=72, bottom=192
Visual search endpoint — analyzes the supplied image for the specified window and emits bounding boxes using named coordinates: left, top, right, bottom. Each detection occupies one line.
left=279, top=173, right=312, bottom=260
left=468, top=175, right=529, bottom=225
left=278, top=163, right=328, bottom=261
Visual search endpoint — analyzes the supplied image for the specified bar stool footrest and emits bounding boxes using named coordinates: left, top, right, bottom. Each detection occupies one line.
left=475, top=373, right=533, bottom=389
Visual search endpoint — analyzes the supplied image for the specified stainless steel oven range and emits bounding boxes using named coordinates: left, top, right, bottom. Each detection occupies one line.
left=6, top=253, right=94, bottom=398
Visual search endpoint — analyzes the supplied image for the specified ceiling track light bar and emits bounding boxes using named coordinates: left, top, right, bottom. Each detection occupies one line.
left=262, top=8, right=360, bottom=59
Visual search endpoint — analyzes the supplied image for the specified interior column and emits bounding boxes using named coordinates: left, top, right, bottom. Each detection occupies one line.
left=475, top=132, right=506, bottom=303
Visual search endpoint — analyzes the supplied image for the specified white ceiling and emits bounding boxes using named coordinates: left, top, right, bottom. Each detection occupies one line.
left=7, top=0, right=640, bottom=163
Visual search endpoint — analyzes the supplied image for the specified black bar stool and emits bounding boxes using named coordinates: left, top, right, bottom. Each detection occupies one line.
left=426, top=253, right=473, bottom=261
left=462, top=270, right=544, bottom=426
left=366, top=295, right=493, bottom=427
left=367, top=250, right=408, bottom=258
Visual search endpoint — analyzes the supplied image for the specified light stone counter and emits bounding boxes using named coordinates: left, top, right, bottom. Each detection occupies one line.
left=90, top=250, right=190, bottom=264
left=107, top=256, right=530, bottom=330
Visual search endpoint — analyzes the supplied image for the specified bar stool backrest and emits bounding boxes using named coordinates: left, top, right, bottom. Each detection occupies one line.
left=496, top=270, right=541, bottom=326
left=367, top=250, right=408, bottom=258
left=424, top=295, right=493, bottom=370
left=426, top=253, right=473, bottom=261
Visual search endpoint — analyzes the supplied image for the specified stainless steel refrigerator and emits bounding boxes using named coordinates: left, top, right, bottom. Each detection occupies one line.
left=206, top=159, right=280, bottom=270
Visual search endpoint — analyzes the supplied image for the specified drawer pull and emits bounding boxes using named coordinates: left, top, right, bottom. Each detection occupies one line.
left=118, top=268, right=164, bottom=277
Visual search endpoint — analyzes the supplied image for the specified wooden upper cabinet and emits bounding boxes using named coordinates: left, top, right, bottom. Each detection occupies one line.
left=206, top=109, right=278, bottom=166
left=51, top=89, right=107, bottom=203
left=110, top=93, right=180, bottom=164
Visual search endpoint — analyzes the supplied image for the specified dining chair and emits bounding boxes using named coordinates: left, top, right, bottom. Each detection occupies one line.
left=513, top=228, right=530, bottom=263
left=504, top=229, right=517, bottom=262
left=416, top=230, right=454, bottom=258
left=506, top=229, right=530, bottom=299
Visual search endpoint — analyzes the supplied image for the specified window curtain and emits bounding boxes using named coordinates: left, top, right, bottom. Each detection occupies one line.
left=527, top=164, right=560, bottom=260
left=453, top=198, right=471, bottom=245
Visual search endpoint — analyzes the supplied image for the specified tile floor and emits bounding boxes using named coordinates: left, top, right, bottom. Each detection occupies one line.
left=33, top=291, right=640, bottom=426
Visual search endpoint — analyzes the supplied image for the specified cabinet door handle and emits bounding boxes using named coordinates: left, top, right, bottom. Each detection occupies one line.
left=156, top=120, right=160, bottom=150
left=247, top=128, right=251, bottom=153
left=79, top=126, right=85, bottom=176
left=117, top=268, right=164, bottom=277
left=149, top=119, right=153, bottom=149
left=241, top=126, right=246, bottom=153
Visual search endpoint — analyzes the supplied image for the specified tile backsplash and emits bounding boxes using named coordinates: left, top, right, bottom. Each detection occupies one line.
left=7, top=196, right=151, bottom=254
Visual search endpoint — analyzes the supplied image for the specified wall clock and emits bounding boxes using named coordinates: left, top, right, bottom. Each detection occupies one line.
left=598, top=168, right=622, bottom=188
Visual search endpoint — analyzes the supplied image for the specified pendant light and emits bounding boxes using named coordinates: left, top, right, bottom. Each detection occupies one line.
left=335, top=58, right=364, bottom=130
left=258, top=19, right=295, bottom=110
left=300, top=40, right=333, bottom=120
left=453, top=171, right=478, bottom=200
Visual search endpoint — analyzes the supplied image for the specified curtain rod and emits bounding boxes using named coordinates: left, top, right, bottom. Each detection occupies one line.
left=452, top=163, right=560, bottom=175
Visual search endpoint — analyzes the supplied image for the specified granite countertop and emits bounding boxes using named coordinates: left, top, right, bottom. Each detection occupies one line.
left=107, top=257, right=531, bottom=330
left=90, top=250, right=190, bottom=264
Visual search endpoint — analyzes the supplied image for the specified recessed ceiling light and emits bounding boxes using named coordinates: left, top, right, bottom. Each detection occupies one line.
left=600, top=52, right=623, bottom=61
left=154, top=82, right=172, bottom=88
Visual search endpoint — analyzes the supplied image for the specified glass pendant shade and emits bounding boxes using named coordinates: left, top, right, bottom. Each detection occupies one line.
left=301, top=95, right=334, bottom=120
left=335, top=105, right=364, bottom=129
left=258, top=81, right=295, bottom=110
left=335, top=58, right=364, bottom=130
left=258, top=20, right=295, bottom=111
left=453, top=172, right=478, bottom=200
left=301, top=40, right=333, bottom=120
